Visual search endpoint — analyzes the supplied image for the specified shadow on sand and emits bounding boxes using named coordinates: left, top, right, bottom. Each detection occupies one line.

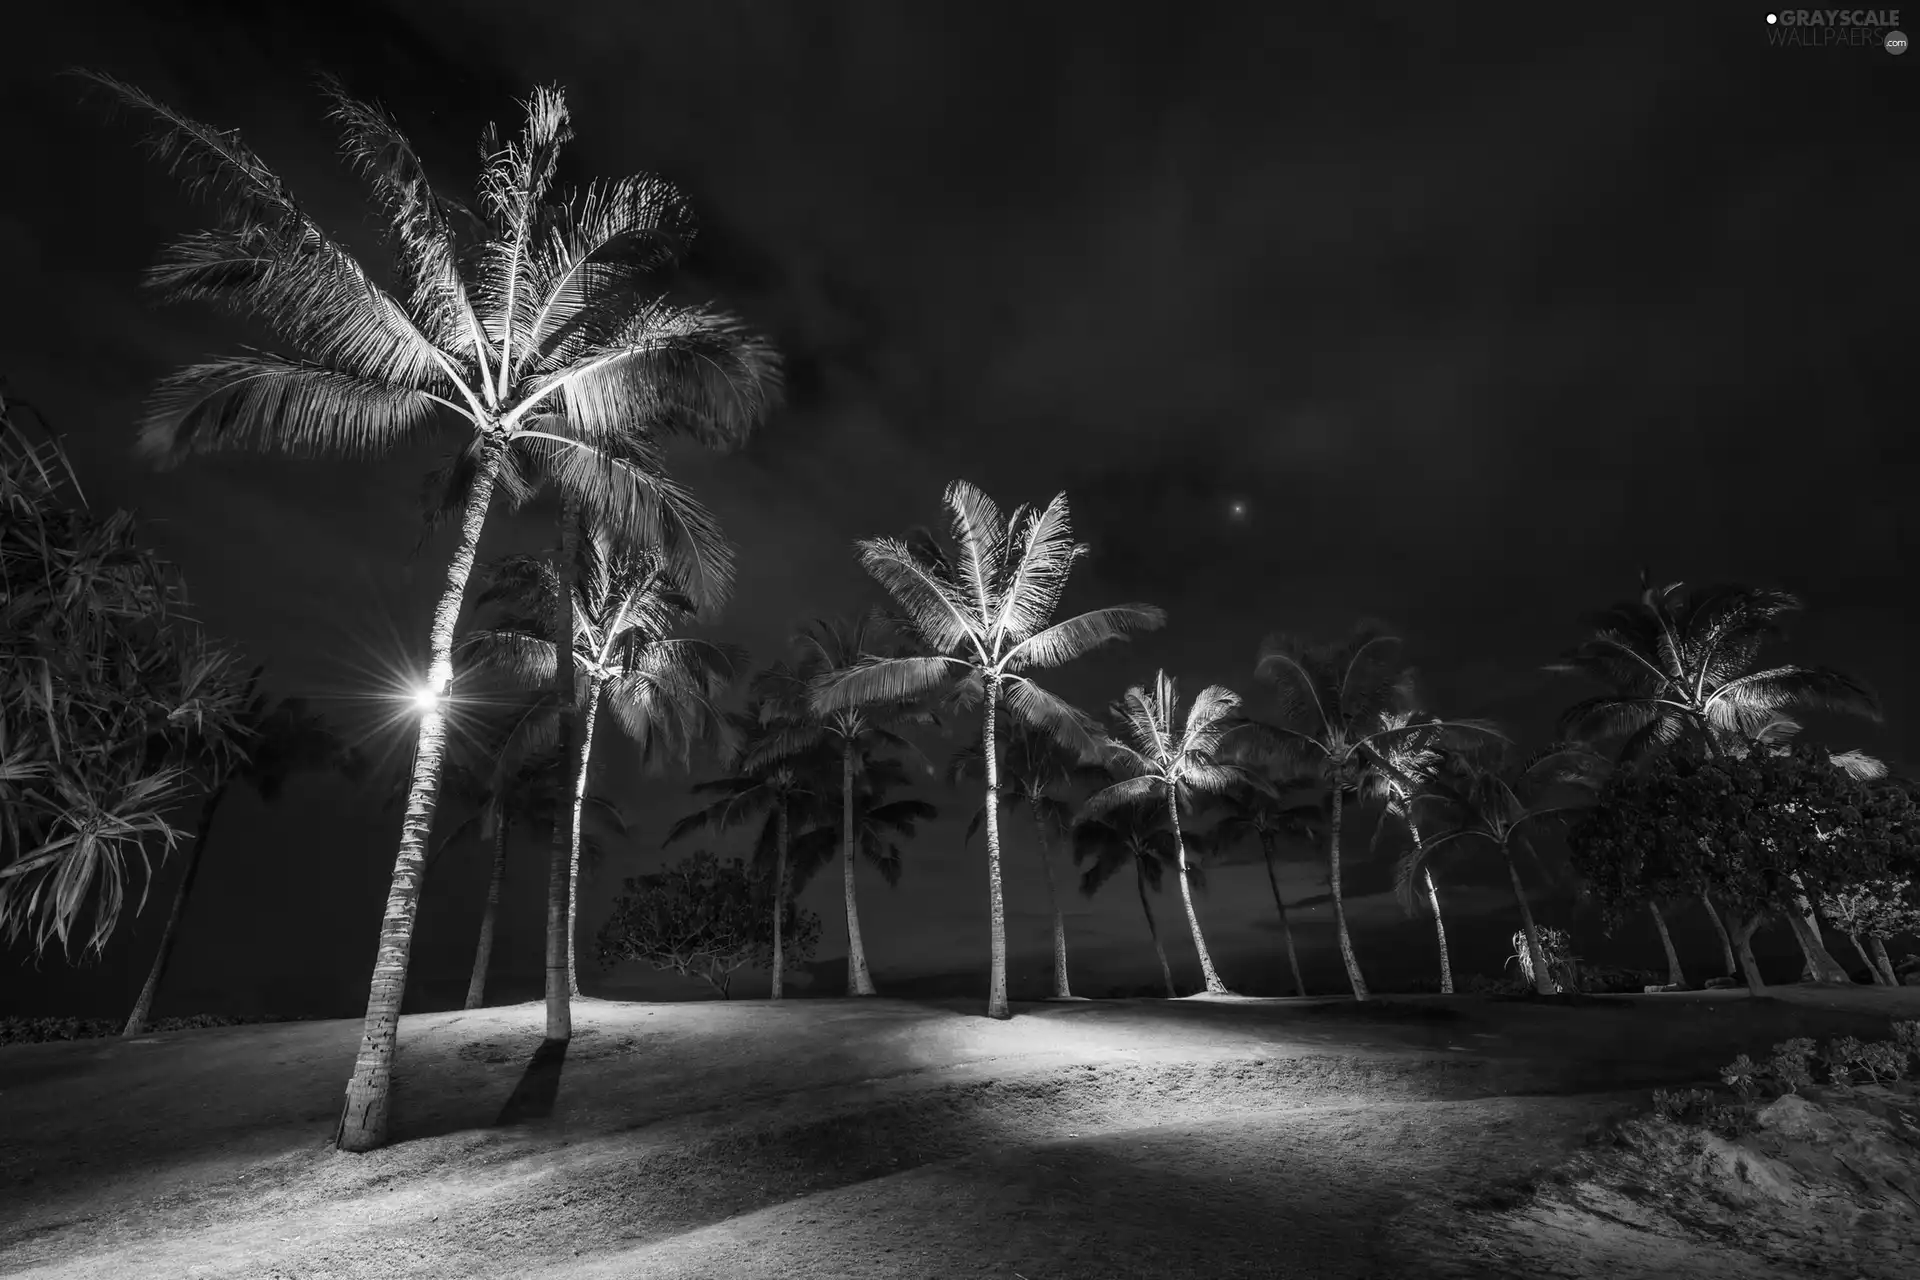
left=495, top=1037, right=570, bottom=1127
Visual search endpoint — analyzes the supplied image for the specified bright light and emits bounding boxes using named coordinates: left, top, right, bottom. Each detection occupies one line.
left=1227, top=499, right=1249, bottom=521
left=412, top=686, right=441, bottom=714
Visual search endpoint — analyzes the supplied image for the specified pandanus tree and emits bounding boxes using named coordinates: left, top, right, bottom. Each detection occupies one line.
left=125, top=681, right=353, bottom=1034
left=1412, top=744, right=1605, bottom=995
left=743, top=613, right=933, bottom=995
left=949, top=722, right=1106, bottom=999
left=1235, top=623, right=1494, bottom=1001
left=83, top=73, right=780, bottom=1151
left=810, top=482, right=1164, bottom=1018
left=1073, top=798, right=1205, bottom=998
left=1551, top=577, right=1883, bottom=985
left=1201, top=776, right=1319, bottom=997
left=1078, top=672, right=1259, bottom=996
left=461, top=530, right=741, bottom=994
left=665, top=702, right=835, bottom=999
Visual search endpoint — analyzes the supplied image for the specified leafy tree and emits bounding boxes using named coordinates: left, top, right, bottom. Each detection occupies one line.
left=124, top=678, right=354, bottom=1034
left=949, top=722, right=1105, bottom=999
left=597, top=850, right=820, bottom=998
left=1072, top=799, right=1199, bottom=999
left=1197, top=776, right=1318, bottom=996
left=462, top=528, right=740, bottom=994
left=1818, top=880, right=1920, bottom=986
left=1235, top=622, right=1494, bottom=1000
left=1, top=387, right=252, bottom=961
left=1568, top=742, right=1918, bottom=994
left=810, top=481, right=1164, bottom=1019
left=1413, top=745, right=1605, bottom=996
left=665, top=699, right=836, bottom=999
left=1080, top=672, right=1258, bottom=995
left=83, top=72, right=779, bottom=1150
left=1551, top=575, right=1883, bottom=984
left=744, top=613, right=933, bottom=995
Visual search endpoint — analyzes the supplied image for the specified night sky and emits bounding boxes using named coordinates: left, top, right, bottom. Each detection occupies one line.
left=4, top=1, right=1914, bottom=1017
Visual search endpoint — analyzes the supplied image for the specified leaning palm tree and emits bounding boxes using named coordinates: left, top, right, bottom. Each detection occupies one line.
left=1078, top=672, right=1258, bottom=996
left=1412, top=744, right=1605, bottom=995
left=84, top=74, right=780, bottom=1151
left=1360, top=710, right=1461, bottom=995
left=1072, top=799, right=1197, bottom=998
left=810, top=481, right=1165, bottom=1019
left=462, top=530, right=741, bottom=994
left=665, top=703, right=835, bottom=999
left=1236, top=623, right=1496, bottom=1001
left=744, top=613, right=932, bottom=995
left=1200, top=776, right=1319, bottom=997
left=949, top=723, right=1105, bottom=999
left=124, top=680, right=352, bottom=1035
left=1551, top=575, right=1881, bottom=986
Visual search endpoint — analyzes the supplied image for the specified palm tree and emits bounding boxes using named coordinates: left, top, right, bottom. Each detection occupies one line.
left=786, top=761, right=938, bottom=942
left=85, top=74, right=780, bottom=1151
left=743, top=613, right=933, bottom=995
left=1071, top=799, right=1198, bottom=998
left=124, top=679, right=352, bottom=1034
left=1236, top=623, right=1494, bottom=1001
left=665, top=702, right=835, bottom=999
left=1078, top=672, right=1257, bottom=996
left=1551, top=575, right=1882, bottom=985
left=949, top=723, right=1105, bottom=999
left=1201, top=776, right=1319, bottom=997
left=1360, top=710, right=1462, bottom=995
left=462, top=530, right=741, bottom=994
left=1412, top=745, right=1604, bottom=995
left=810, top=481, right=1165, bottom=1019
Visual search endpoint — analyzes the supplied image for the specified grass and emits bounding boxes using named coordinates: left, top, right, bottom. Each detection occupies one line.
left=2, top=985, right=1917, bottom=1278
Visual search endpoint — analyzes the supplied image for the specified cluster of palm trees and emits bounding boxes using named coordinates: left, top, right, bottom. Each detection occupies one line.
left=14, top=70, right=1900, bottom=1163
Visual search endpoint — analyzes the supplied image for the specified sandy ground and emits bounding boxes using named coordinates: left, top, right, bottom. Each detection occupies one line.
left=2, top=986, right=1917, bottom=1278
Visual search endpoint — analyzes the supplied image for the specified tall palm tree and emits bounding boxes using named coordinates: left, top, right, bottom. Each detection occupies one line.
left=1078, top=672, right=1257, bottom=996
left=1412, top=744, right=1605, bottom=995
left=665, top=702, right=835, bottom=999
left=949, top=723, right=1105, bottom=999
left=786, top=761, right=938, bottom=935
left=1236, top=623, right=1493, bottom=1001
left=85, top=74, right=780, bottom=1151
left=124, top=680, right=352, bottom=1035
left=1360, top=710, right=1462, bottom=995
left=1551, top=575, right=1881, bottom=985
left=1071, top=799, right=1198, bottom=999
left=743, top=613, right=932, bottom=995
left=462, top=530, right=741, bottom=994
left=1200, top=777, right=1319, bottom=997
left=810, top=481, right=1164, bottom=1019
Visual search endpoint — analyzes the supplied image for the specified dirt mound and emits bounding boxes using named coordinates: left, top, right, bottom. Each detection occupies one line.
left=1450, top=1086, right=1920, bottom=1278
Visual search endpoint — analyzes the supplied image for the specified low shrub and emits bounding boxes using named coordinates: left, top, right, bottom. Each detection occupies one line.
left=0, top=1013, right=317, bottom=1046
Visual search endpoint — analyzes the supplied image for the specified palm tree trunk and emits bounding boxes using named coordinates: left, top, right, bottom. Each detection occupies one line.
left=1405, top=815, right=1450, bottom=995
left=465, top=815, right=508, bottom=1010
left=1782, top=908, right=1850, bottom=985
left=983, top=677, right=1010, bottom=1020
left=1649, top=901, right=1686, bottom=989
left=1701, top=887, right=1739, bottom=977
left=1257, top=831, right=1305, bottom=997
left=1136, top=861, right=1176, bottom=998
left=1031, top=798, right=1071, bottom=999
left=1730, top=912, right=1767, bottom=995
left=771, top=799, right=789, bottom=1000
left=336, top=443, right=503, bottom=1154
left=565, top=678, right=602, bottom=998
left=545, top=495, right=581, bottom=1043
left=124, top=785, right=229, bottom=1036
left=1870, top=935, right=1899, bottom=986
left=1503, top=845, right=1556, bottom=995
left=843, top=741, right=877, bottom=996
left=1167, top=786, right=1228, bottom=994
left=1847, top=931, right=1888, bottom=984
left=1326, top=786, right=1369, bottom=1000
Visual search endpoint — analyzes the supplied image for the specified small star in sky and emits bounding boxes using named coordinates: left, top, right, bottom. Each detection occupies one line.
left=1228, top=498, right=1250, bottom=521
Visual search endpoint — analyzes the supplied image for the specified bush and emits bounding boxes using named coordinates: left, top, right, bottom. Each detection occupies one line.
left=0, top=1013, right=316, bottom=1046
left=1574, top=964, right=1667, bottom=994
